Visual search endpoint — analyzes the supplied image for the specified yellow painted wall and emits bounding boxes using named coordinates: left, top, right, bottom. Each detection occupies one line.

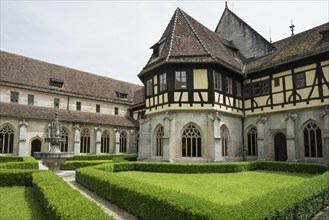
left=273, top=70, right=291, bottom=78
left=321, top=60, right=329, bottom=66
left=181, top=92, right=188, bottom=102
left=305, top=70, right=316, bottom=86
left=295, top=64, right=316, bottom=73
left=285, top=75, right=293, bottom=90
left=164, top=93, right=168, bottom=103
left=193, top=69, right=208, bottom=89
left=272, top=93, right=284, bottom=104
left=323, top=65, right=329, bottom=82
left=194, top=93, right=200, bottom=102
left=254, top=96, right=269, bottom=106
left=299, top=88, right=312, bottom=99
left=272, top=78, right=283, bottom=93
left=201, top=92, right=208, bottom=102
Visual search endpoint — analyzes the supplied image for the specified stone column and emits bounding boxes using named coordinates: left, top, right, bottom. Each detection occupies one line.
left=256, top=116, right=267, bottom=160
left=321, top=108, right=329, bottom=162
left=18, top=119, right=29, bottom=156
left=163, top=112, right=175, bottom=162
left=73, top=123, right=81, bottom=154
left=94, top=126, right=102, bottom=154
left=114, top=129, right=121, bottom=154
left=285, top=113, right=298, bottom=161
left=138, top=117, right=151, bottom=160
left=209, top=113, right=222, bottom=162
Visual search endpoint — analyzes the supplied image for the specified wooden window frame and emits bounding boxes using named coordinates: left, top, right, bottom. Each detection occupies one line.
left=159, top=73, right=167, bottom=92
left=175, top=71, right=187, bottom=90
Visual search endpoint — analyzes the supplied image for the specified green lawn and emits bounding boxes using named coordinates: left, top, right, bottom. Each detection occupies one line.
left=0, top=187, right=47, bottom=220
left=116, top=170, right=314, bottom=205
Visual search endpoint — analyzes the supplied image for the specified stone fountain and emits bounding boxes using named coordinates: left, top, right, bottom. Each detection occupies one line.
left=34, top=112, right=74, bottom=172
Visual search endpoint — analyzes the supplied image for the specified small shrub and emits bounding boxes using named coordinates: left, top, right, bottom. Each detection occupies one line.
left=32, top=171, right=113, bottom=220
left=0, top=156, right=39, bottom=170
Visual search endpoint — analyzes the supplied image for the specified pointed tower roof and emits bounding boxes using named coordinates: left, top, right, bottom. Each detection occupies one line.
left=139, top=8, right=244, bottom=77
left=215, top=7, right=276, bottom=59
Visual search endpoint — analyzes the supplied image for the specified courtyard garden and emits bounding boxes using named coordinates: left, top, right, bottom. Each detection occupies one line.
left=1, top=155, right=328, bottom=220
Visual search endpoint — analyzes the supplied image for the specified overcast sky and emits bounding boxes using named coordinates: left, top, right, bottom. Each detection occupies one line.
left=1, top=1, right=328, bottom=85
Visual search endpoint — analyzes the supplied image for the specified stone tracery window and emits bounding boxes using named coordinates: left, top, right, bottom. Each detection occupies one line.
left=182, top=125, right=202, bottom=157
left=101, top=130, right=111, bottom=153
left=80, top=129, right=91, bottom=153
left=60, top=128, right=69, bottom=152
left=304, top=122, right=323, bottom=158
left=155, top=126, right=164, bottom=156
left=0, top=124, right=14, bottom=154
left=247, top=127, right=257, bottom=156
left=221, top=126, right=229, bottom=156
left=120, top=131, right=127, bottom=153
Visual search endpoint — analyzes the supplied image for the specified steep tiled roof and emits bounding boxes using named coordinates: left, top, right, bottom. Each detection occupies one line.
left=0, top=103, right=138, bottom=127
left=215, top=7, right=276, bottom=59
left=246, top=22, right=329, bottom=73
left=139, top=8, right=244, bottom=76
left=132, top=87, right=145, bottom=105
left=0, top=51, right=142, bottom=104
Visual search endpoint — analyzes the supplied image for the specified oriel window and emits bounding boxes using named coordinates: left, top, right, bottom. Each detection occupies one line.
left=213, top=71, right=222, bottom=91
left=175, top=71, right=187, bottom=89
left=159, top=73, right=167, bottom=92
left=225, top=77, right=233, bottom=95
left=146, top=79, right=153, bottom=96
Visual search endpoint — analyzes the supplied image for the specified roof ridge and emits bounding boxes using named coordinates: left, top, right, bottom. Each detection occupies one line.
left=166, top=8, right=179, bottom=62
left=178, top=8, right=217, bottom=62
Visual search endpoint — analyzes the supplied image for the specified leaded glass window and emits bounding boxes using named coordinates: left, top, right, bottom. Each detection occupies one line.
left=221, top=126, right=229, bottom=156
left=247, top=127, right=257, bottom=156
left=175, top=71, right=187, bottom=89
left=101, top=130, right=110, bottom=153
left=304, top=122, right=323, bottom=158
left=214, top=71, right=222, bottom=91
left=155, top=126, right=164, bottom=156
left=0, top=124, right=14, bottom=154
left=182, top=125, right=202, bottom=157
left=60, top=128, right=69, bottom=152
left=10, top=91, right=19, bottom=103
left=80, top=129, right=91, bottom=153
left=120, top=131, right=127, bottom=153
left=159, top=73, right=167, bottom=92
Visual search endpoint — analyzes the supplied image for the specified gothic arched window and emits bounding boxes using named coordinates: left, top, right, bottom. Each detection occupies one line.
left=80, top=129, right=91, bottom=153
left=0, top=124, right=14, bottom=154
left=221, top=126, right=230, bottom=156
left=247, top=127, right=257, bottom=156
left=101, top=130, right=111, bottom=153
left=155, top=126, right=164, bottom=156
left=304, top=122, right=323, bottom=158
left=182, top=125, right=202, bottom=157
left=60, top=128, right=69, bottom=152
left=120, top=131, right=127, bottom=153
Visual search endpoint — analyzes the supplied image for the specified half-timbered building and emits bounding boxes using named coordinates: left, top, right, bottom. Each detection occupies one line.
left=136, top=6, right=329, bottom=163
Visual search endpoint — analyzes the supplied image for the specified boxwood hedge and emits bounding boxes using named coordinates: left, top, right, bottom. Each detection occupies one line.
left=0, top=169, right=36, bottom=186
left=60, top=160, right=113, bottom=170
left=68, top=154, right=137, bottom=162
left=33, top=171, right=113, bottom=220
left=76, top=161, right=329, bottom=220
left=0, top=156, right=39, bottom=169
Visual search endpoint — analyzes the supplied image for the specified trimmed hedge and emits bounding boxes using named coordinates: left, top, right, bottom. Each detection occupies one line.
left=0, top=169, right=37, bottom=186
left=60, top=160, right=113, bottom=170
left=0, top=156, right=39, bottom=170
left=76, top=161, right=329, bottom=220
left=68, top=154, right=137, bottom=162
left=256, top=161, right=328, bottom=174
left=32, top=171, right=113, bottom=220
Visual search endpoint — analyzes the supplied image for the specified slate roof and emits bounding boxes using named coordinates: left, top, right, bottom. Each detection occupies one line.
left=139, top=8, right=245, bottom=76
left=246, top=22, right=329, bottom=73
left=0, top=51, right=142, bottom=104
left=0, top=103, right=138, bottom=127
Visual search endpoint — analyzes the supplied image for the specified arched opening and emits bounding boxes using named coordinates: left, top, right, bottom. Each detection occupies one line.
left=119, top=131, right=127, bottom=153
left=182, top=124, right=202, bottom=157
left=31, top=139, right=41, bottom=157
left=0, top=124, right=14, bottom=154
left=247, top=126, right=257, bottom=156
left=60, top=128, right=69, bottom=152
left=101, top=130, right=111, bottom=153
left=221, top=125, right=230, bottom=157
left=304, top=122, right=323, bottom=158
left=155, top=125, right=164, bottom=156
left=80, top=129, right=91, bottom=153
left=274, top=132, right=287, bottom=161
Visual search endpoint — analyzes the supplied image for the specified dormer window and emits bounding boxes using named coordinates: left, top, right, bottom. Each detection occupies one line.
left=226, top=45, right=239, bottom=58
left=49, top=78, right=64, bottom=88
left=151, top=39, right=165, bottom=59
left=116, top=91, right=128, bottom=99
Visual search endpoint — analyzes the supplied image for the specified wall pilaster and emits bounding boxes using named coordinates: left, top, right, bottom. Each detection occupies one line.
left=18, top=119, right=29, bottom=156
left=73, top=123, right=81, bottom=154
left=285, top=113, right=298, bottom=161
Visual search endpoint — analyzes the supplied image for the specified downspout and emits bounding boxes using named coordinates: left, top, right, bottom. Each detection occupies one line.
left=242, top=65, right=246, bottom=161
